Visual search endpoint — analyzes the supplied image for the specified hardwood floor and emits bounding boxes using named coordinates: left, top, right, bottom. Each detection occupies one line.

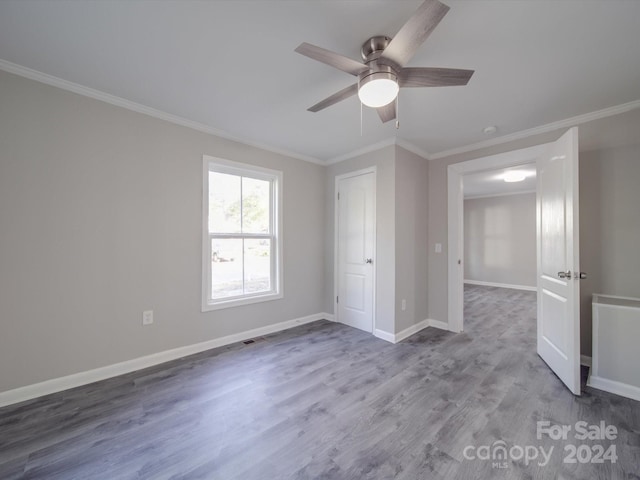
left=1, top=285, right=638, bottom=479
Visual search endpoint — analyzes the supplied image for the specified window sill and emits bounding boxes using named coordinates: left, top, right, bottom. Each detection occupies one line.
left=202, top=291, right=283, bottom=312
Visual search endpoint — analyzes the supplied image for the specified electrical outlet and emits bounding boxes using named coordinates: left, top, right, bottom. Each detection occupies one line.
left=435, top=243, right=442, bottom=253
left=142, top=310, right=154, bottom=326
left=401, top=299, right=406, bottom=311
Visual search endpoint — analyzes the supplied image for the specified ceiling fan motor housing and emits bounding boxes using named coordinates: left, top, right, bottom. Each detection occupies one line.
left=359, top=36, right=398, bottom=93
left=358, top=64, right=397, bottom=90
left=361, top=35, right=392, bottom=62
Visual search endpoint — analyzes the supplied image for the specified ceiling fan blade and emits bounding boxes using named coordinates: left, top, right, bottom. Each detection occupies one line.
left=399, top=67, right=474, bottom=87
left=295, top=42, right=369, bottom=76
left=379, top=0, right=450, bottom=70
left=377, top=102, right=396, bottom=123
left=308, top=83, right=358, bottom=112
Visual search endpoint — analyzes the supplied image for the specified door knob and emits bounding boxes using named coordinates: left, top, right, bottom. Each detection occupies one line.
left=557, top=270, right=571, bottom=279
left=365, top=258, right=373, bottom=264
left=575, top=272, right=587, bottom=279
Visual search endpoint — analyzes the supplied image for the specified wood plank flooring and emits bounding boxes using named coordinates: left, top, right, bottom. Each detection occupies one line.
left=1, top=285, right=639, bottom=479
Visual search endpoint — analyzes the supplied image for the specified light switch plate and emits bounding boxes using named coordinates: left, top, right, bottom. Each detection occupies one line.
left=142, top=310, right=154, bottom=326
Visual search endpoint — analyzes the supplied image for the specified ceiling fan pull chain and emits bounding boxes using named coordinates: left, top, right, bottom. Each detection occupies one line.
left=358, top=76, right=363, bottom=136
left=396, top=94, right=400, bottom=129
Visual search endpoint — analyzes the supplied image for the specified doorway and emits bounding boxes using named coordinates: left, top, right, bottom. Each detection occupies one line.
left=447, top=144, right=547, bottom=333
left=447, top=129, right=582, bottom=395
left=334, top=168, right=376, bottom=333
left=461, top=165, right=538, bottom=352
left=462, top=165, right=537, bottom=293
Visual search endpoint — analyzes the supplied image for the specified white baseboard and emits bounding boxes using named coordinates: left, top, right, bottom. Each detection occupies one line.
left=375, top=318, right=453, bottom=344
left=464, top=279, right=536, bottom=292
left=323, top=313, right=335, bottom=322
left=0, top=312, right=328, bottom=408
left=395, top=319, right=431, bottom=343
left=427, top=319, right=452, bottom=331
left=580, top=355, right=592, bottom=367
left=374, top=329, right=396, bottom=343
left=587, top=375, right=640, bottom=402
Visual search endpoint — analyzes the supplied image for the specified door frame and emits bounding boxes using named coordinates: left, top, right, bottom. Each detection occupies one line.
left=447, top=143, right=549, bottom=332
left=334, top=167, right=377, bottom=332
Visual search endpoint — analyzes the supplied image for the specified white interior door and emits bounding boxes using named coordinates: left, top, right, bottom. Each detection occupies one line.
left=337, top=172, right=375, bottom=333
left=537, top=127, right=581, bottom=395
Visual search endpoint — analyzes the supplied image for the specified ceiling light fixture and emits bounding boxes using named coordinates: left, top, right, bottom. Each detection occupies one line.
left=503, top=171, right=527, bottom=183
left=358, top=71, right=399, bottom=108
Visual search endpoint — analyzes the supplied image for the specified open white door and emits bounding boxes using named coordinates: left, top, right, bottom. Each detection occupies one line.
left=537, top=127, right=581, bottom=395
left=336, top=171, right=375, bottom=333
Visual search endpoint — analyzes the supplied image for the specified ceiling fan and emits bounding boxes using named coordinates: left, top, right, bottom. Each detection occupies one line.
left=295, top=0, right=474, bottom=123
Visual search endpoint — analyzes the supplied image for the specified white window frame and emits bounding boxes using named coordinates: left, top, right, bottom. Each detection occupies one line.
left=202, top=156, right=283, bottom=311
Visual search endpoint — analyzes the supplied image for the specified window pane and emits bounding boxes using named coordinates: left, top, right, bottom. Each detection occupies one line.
left=209, top=172, right=241, bottom=234
left=211, top=238, right=243, bottom=299
left=244, top=239, right=271, bottom=294
left=242, top=177, right=270, bottom=234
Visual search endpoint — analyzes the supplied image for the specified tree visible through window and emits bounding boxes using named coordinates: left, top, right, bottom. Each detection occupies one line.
left=203, top=157, right=282, bottom=310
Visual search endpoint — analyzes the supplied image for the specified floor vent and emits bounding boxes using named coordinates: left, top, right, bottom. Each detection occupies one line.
left=242, top=337, right=267, bottom=345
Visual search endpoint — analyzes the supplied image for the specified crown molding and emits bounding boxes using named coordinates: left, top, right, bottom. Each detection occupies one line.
left=395, top=138, right=431, bottom=160
left=325, top=136, right=430, bottom=165
left=4, top=58, right=639, bottom=168
left=0, top=58, right=324, bottom=165
left=325, top=137, right=397, bottom=165
left=430, top=98, right=640, bottom=160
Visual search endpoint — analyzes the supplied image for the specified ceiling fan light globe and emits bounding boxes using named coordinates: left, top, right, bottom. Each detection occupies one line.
left=503, top=171, right=527, bottom=183
left=358, top=77, right=399, bottom=108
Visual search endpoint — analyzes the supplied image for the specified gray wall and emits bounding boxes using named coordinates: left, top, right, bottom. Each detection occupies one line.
left=0, top=70, right=326, bottom=393
left=579, top=144, right=640, bottom=356
left=324, top=146, right=396, bottom=335
left=464, top=193, right=536, bottom=288
left=395, top=147, right=429, bottom=333
left=3, top=65, right=636, bottom=394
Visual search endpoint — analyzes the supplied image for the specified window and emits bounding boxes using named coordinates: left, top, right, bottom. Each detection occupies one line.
left=202, top=156, right=282, bottom=311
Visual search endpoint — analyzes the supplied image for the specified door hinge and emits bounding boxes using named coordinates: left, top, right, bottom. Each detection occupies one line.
left=336, top=295, right=339, bottom=304
left=337, top=192, right=340, bottom=200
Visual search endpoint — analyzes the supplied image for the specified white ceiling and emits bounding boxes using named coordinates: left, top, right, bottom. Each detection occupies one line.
left=1, top=0, right=640, bottom=163
left=463, top=164, right=536, bottom=199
